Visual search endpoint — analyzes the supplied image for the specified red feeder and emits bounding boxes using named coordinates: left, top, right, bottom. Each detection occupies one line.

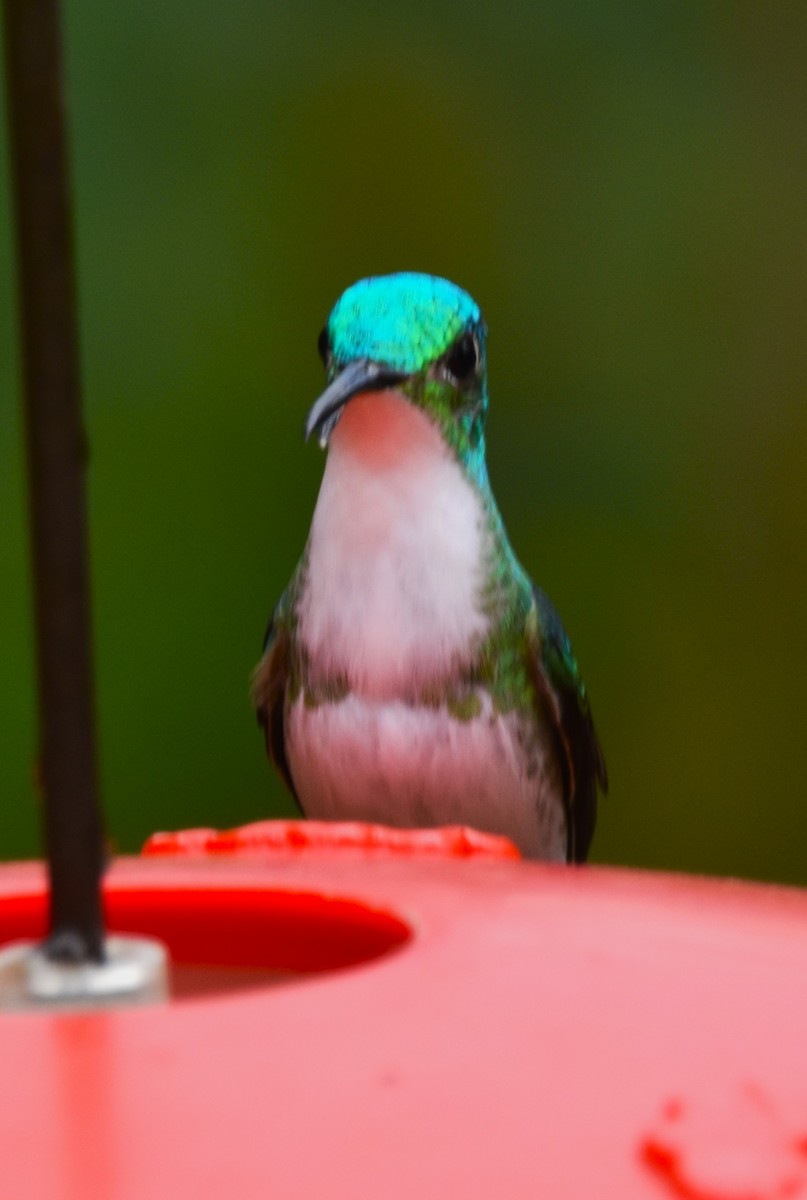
left=1, top=822, right=807, bottom=1199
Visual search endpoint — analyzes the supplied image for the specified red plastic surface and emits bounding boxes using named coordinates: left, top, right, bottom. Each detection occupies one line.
left=0, top=878, right=410, bottom=975
left=143, top=818, right=520, bottom=859
left=2, top=851, right=807, bottom=1199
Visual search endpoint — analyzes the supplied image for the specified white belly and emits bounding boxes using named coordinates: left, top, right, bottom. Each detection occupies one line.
left=286, top=692, right=567, bottom=861
left=289, top=388, right=565, bottom=859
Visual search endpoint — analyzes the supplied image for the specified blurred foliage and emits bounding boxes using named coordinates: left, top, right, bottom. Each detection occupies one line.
left=2, top=2, right=806, bottom=883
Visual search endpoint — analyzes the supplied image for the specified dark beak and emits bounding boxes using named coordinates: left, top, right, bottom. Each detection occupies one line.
left=304, top=359, right=406, bottom=445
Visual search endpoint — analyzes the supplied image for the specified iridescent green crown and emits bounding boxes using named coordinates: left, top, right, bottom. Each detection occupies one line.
left=326, top=273, right=481, bottom=373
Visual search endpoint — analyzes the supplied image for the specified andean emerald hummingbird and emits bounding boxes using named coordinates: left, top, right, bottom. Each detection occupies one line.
left=255, top=273, right=607, bottom=860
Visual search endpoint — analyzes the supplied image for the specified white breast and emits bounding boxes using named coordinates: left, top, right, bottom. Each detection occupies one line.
left=288, top=389, right=566, bottom=860
left=286, top=692, right=567, bottom=861
left=297, top=389, right=490, bottom=697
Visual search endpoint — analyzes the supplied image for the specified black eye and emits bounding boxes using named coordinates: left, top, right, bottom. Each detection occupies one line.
left=317, top=326, right=329, bottom=365
left=445, top=332, right=478, bottom=383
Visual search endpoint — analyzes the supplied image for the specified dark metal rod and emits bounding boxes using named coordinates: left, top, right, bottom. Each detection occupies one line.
left=3, top=0, right=106, bottom=961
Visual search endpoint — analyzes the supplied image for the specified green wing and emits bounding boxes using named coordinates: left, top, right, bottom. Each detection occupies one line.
left=253, top=595, right=300, bottom=808
left=526, top=586, right=607, bottom=863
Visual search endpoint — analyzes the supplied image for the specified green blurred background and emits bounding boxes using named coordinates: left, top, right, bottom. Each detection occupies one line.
left=2, top=2, right=806, bottom=883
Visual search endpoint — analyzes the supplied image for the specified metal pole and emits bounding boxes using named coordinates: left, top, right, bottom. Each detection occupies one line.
left=3, top=0, right=106, bottom=962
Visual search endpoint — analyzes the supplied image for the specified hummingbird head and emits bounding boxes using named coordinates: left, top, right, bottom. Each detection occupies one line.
left=305, top=274, right=489, bottom=476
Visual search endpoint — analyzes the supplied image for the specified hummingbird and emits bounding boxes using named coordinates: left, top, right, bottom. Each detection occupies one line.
left=254, top=273, right=607, bottom=861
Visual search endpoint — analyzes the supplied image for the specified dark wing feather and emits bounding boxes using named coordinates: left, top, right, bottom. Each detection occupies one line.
left=526, top=586, right=607, bottom=863
left=253, top=601, right=301, bottom=809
